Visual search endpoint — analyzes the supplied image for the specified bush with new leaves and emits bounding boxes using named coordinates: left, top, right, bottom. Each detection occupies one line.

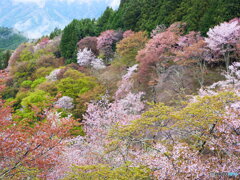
left=57, top=69, right=99, bottom=98
left=116, top=31, right=148, bottom=66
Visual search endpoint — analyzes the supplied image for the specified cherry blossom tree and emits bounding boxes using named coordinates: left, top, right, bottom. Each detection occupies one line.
left=136, top=25, right=180, bottom=83
left=175, top=31, right=208, bottom=86
left=49, top=92, right=145, bottom=179
left=77, top=48, right=106, bottom=70
left=205, top=18, right=240, bottom=70
left=46, top=68, right=62, bottom=81
left=115, top=64, right=138, bottom=99
left=123, top=30, right=134, bottom=38
left=55, top=96, right=74, bottom=110
left=97, top=30, right=123, bottom=62
left=108, top=61, right=240, bottom=179
left=150, top=24, right=167, bottom=38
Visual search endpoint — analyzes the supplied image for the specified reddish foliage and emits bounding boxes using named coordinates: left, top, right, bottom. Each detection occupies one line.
left=7, top=44, right=27, bottom=72
left=136, top=27, right=180, bottom=83
left=123, top=30, right=135, bottom=38
left=97, top=30, right=123, bottom=60
left=39, top=37, right=50, bottom=46
left=0, top=71, right=75, bottom=179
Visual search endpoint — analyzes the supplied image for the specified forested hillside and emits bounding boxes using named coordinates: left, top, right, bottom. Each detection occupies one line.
left=0, top=27, right=27, bottom=70
left=104, top=0, right=240, bottom=34
left=0, top=0, right=240, bottom=179
left=0, top=27, right=27, bottom=50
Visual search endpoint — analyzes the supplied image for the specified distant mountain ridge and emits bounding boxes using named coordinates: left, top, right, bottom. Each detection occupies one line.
left=0, top=27, right=27, bottom=50
left=0, top=0, right=116, bottom=39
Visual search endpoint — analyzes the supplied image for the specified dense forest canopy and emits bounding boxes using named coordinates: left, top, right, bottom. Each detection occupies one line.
left=109, top=0, right=240, bottom=33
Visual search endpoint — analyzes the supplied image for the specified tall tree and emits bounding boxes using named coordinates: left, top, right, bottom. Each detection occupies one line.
left=60, top=19, right=98, bottom=63
left=97, top=7, right=115, bottom=32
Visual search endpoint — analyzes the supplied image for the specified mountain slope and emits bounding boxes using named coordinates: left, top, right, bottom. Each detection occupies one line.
left=0, top=27, right=27, bottom=50
left=0, top=0, right=116, bottom=39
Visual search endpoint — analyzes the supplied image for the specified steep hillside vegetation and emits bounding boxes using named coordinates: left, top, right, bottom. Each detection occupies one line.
left=103, top=0, right=240, bottom=34
left=0, top=1, right=240, bottom=179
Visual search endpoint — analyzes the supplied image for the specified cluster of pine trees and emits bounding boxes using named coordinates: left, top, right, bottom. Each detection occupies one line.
left=113, top=0, right=240, bottom=34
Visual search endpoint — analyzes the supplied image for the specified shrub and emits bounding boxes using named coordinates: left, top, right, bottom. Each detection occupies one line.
left=15, top=90, right=52, bottom=121
left=65, top=164, right=151, bottom=180
left=36, top=54, right=64, bottom=68
left=37, top=81, right=58, bottom=97
left=116, top=31, right=148, bottom=66
left=13, top=61, right=36, bottom=80
left=31, top=77, right=46, bottom=89
left=33, top=67, right=54, bottom=79
left=21, top=90, right=51, bottom=109
left=19, top=49, right=34, bottom=62
left=57, top=77, right=97, bottom=98
left=61, top=69, right=86, bottom=80
left=21, top=80, right=33, bottom=88
left=74, top=85, right=105, bottom=118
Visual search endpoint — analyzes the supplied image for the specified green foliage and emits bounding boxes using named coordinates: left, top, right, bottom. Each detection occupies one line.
left=21, top=90, right=51, bottom=108
left=74, top=85, right=105, bottom=118
left=1, top=86, right=18, bottom=99
left=15, top=90, right=52, bottom=121
left=0, top=27, right=27, bottom=50
left=97, top=7, right=116, bottom=32
left=19, top=48, right=53, bottom=63
left=57, top=77, right=97, bottom=98
left=116, top=31, right=148, bottom=66
left=60, top=19, right=98, bottom=62
left=21, top=80, right=33, bottom=88
left=0, top=49, right=12, bottom=69
left=110, top=0, right=240, bottom=35
left=19, top=49, right=34, bottom=62
left=49, top=27, right=62, bottom=39
left=111, top=91, right=238, bottom=148
left=36, top=81, right=58, bottom=97
left=31, top=77, right=46, bottom=89
left=64, top=164, right=151, bottom=180
left=14, top=61, right=36, bottom=80
left=33, top=67, right=54, bottom=79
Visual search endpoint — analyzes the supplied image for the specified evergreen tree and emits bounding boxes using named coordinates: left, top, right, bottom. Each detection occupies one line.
left=97, top=7, right=115, bottom=32
left=49, top=27, right=62, bottom=39
left=60, top=19, right=98, bottom=63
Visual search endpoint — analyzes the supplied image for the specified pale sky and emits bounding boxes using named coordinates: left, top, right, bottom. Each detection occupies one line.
left=12, top=0, right=120, bottom=9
